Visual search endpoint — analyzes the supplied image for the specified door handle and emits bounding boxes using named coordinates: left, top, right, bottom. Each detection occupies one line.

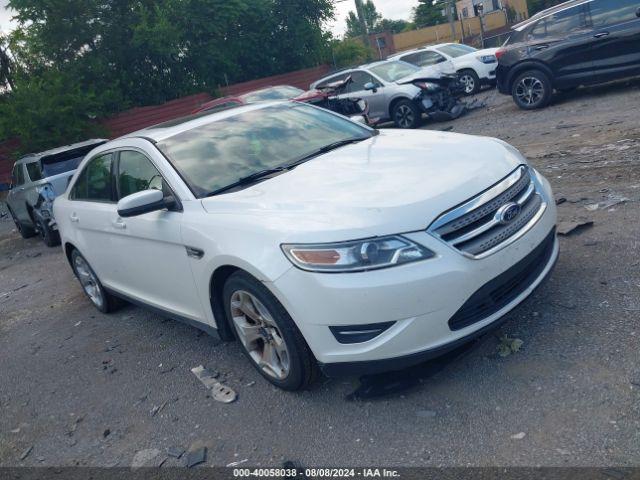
left=593, top=32, right=609, bottom=38
left=70, top=213, right=79, bottom=223
left=533, top=44, right=549, bottom=50
left=112, top=219, right=126, bottom=230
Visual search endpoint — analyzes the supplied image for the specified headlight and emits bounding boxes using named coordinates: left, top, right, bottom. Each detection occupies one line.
left=281, top=235, right=435, bottom=273
left=478, top=55, right=497, bottom=64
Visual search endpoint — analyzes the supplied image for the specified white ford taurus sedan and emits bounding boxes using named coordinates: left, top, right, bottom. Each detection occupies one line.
left=54, top=102, right=558, bottom=390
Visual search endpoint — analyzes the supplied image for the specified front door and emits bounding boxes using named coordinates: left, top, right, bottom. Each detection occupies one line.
left=587, top=0, right=640, bottom=82
left=109, top=149, right=205, bottom=322
left=342, top=70, right=389, bottom=120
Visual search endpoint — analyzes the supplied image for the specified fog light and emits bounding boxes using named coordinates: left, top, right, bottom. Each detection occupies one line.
left=329, top=321, right=395, bottom=344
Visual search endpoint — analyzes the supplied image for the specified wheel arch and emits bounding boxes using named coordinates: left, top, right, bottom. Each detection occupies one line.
left=64, top=241, right=79, bottom=267
left=388, top=95, right=414, bottom=118
left=208, top=264, right=243, bottom=342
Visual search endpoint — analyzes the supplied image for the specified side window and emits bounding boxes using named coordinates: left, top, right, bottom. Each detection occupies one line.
left=589, top=0, right=639, bottom=28
left=11, top=164, right=24, bottom=186
left=117, top=150, right=165, bottom=199
left=71, top=153, right=113, bottom=202
left=26, top=162, right=43, bottom=182
left=316, top=73, right=349, bottom=89
left=529, top=5, right=589, bottom=40
left=400, top=53, right=421, bottom=65
left=348, top=71, right=376, bottom=92
left=416, top=51, right=447, bottom=67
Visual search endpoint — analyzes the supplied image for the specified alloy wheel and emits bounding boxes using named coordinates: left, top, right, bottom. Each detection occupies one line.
left=515, top=77, right=544, bottom=107
left=230, top=290, right=290, bottom=380
left=460, top=74, right=476, bottom=94
left=395, top=105, right=415, bottom=128
left=73, top=255, right=104, bottom=309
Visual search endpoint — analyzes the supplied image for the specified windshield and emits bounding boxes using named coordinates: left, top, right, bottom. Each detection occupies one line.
left=241, top=86, right=305, bottom=103
left=156, top=103, right=373, bottom=197
left=368, top=61, right=418, bottom=82
left=436, top=44, right=477, bottom=57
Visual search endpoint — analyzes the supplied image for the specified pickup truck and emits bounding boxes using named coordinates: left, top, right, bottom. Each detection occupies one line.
left=6, top=139, right=107, bottom=246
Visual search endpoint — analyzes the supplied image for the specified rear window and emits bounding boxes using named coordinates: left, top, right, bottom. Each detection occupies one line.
left=436, top=44, right=477, bottom=58
left=528, top=4, right=589, bottom=40
left=368, top=61, right=418, bottom=82
left=589, top=0, right=639, bottom=28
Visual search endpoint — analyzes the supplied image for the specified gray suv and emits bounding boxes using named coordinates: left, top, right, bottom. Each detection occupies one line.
left=310, top=59, right=455, bottom=128
left=6, top=139, right=107, bottom=246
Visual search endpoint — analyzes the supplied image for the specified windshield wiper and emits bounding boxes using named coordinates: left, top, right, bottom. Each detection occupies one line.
left=206, top=136, right=372, bottom=197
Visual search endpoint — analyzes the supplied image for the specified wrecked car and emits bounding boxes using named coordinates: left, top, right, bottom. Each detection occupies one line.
left=54, top=102, right=558, bottom=390
left=6, top=139, right=108, bottom=246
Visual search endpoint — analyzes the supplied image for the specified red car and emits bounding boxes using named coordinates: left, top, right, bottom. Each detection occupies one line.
left=193, top=86, right=305, bottom=114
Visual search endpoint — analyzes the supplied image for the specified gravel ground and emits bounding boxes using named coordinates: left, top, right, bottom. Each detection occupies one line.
left=1, top=78, right=639, bottom=468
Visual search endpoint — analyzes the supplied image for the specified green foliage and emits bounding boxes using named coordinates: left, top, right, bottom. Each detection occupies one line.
left=1, top=0, right=335, bottom=150
left=0, top=68, right=113, bottom=152
left=345, top=0, right=381, bottom=37
left=413, top=0, right=446, bottom=28
left=0, top=33, right=15, bottom=91
left=330, top=38, right=374, bottom=68
left=377, top=19, right=412, bottom=34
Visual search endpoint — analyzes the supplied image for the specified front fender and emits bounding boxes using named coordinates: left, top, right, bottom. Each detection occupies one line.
left=504, top=60, right=554, bottom=92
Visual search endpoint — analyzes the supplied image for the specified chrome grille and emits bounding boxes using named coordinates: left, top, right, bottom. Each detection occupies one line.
left=428, top=166, right=546, bottom=258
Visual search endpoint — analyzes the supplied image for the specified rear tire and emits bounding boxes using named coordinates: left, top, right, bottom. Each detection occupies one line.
left=70, top=249, right=121, bottom=313
left=392, top=99, right=422, bottom=129
left=36, top=216, right=60, bottom=247
left=459, top=69, right=481, bottom=95
left=511, top=70, right=552, bottom=110
left=223, top=271, right=318, bottom=390
left=8, top=207, right=36, bottom=239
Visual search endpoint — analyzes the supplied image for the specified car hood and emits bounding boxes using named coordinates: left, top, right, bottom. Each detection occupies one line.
left=200, top=130, right=525, bottom=242
left=396, top=61, right=456, bottom=83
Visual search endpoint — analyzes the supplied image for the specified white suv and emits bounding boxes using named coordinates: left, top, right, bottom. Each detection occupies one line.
left=54, top=102, right=558, bottom=390
left=389, top=43, right=499, bottom=94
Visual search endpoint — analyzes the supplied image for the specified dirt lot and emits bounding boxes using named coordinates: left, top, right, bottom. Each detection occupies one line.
left=1, top=79, right=639, bottom=468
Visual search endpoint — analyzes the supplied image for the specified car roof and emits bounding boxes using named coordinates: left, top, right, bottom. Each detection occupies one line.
left=388, top=43, right=457, bottom=59
left=17, top=139, right=109, bottom=163
left=121, top=101, right=290, bottom=143
left=512, top=0, right=588, bottom=30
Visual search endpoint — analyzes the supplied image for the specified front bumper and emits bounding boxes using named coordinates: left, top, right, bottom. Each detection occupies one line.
left=268, top=171, right=557, bottom=373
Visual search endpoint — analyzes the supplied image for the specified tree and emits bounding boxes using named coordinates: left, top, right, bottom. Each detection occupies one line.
left=1, top=0, right=336, bottom=151
left=413, top=0, right=446, bottom=28
left=345, top=0, right=381, bottom=37
left=0, top=33, right=15, bottom=91
left=330, top=38, right=374, bottom=68
left=376, top=19, right=411, bottom=34
left=528, top=0, right=565, bottom=15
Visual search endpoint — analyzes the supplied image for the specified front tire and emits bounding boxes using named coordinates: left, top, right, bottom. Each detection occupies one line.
left=223, top=271, right=318, bottom=390
left=392, top=99, right=422, bottom=129
left=511, top=70, right=552, bottom=110
left=36, top=216, right=60, bottom=247
left=70, top=249, right=120, bottom=313
left=459, top=69, right=480, bottom=95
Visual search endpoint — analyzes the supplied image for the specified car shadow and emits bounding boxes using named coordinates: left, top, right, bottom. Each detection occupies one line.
left=552, top=76, right=640, bottom=106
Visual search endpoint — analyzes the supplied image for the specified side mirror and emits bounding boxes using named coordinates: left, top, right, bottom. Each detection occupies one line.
left=364, top=82, right=379, bottom=93
left=117, top=189, right=169, bottom=217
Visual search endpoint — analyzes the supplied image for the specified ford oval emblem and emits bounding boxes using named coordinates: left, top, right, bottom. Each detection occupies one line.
left=497, top=202, right=521, bottom=224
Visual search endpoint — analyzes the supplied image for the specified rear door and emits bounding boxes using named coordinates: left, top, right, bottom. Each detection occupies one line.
left=8, top=163, right=29, bottom=223
left=110, top=149, right=205, bottom=321
left=587, top=0, right=640, bottom=81
left=525, top=3, right=596, bottom=87
left=66, top=152, right=120, bottom=284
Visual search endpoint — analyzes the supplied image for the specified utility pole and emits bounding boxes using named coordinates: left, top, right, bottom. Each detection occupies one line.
left=355, top=0, right=371, bottom=49
left=446, top=0, right=456, bottom=42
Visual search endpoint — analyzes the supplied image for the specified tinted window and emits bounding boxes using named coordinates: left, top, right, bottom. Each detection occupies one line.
left=436, top=44, right=477, bottom=57
left=26, top=162, right=43, bottom=182
left=117, top=150, right=164, bottom=199
left=41, top=154, right=85, bottom=177
left=156, top=103, right=372, bottom=197
left=589, top=0, right=639, bottom=28
left=12, top=164, right=25, bottom=186
left=368, top=61, right=418, bottom=82
left=348, top=71, right=377, bottom=92
left=408, top=51, right=447, bottom=67
left=71, top=154, right=113, bottom=201
left=529, top=5, right=589, bottom=39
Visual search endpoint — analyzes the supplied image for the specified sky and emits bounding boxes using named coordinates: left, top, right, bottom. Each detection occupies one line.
left=1, top=0, right=417, bottom=36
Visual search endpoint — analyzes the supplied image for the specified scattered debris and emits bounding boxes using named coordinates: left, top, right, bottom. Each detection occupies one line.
left=555, top=196, right=567, bottom=205
left=585, top=196, right=629, bottom=211
left=416, top=410, right=437, bottom=418
left=11, top=427, right=20, bottom=434
left=103, top=428, right=111, bottom=438
left=131, top=448, right=162, bottom=468
left=497, top=335, right=524, bottom=358
left=556, top=448, right=571, bottom=455
left=227, top=458, right=249, bottom=467
left=557, top=220, right=594, bottom=236
left=185, top=447, right=207, bottom=468
left=150, top=400, right=169, bottom=417
left=510, top=432, right=526, bottom=440
left=191, top=365, right=237, bottom=403
left=66, top=416, right=83, bottom=436
left=19, top=445, right=33, bottom=461
left=245, top=381, right=256, bottom=387
left=167, top=446, right=185, bottom=459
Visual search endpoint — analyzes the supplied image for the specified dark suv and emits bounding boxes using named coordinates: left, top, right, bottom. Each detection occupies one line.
left=496, top=0, right=640, bottom=109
